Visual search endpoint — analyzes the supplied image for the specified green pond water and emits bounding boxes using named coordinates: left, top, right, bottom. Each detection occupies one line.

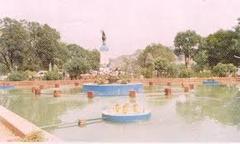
left=1, top=84, right=240, bottom=142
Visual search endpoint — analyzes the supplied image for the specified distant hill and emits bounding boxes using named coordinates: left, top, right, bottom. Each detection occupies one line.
left=109, top=49, right=142, bottom=70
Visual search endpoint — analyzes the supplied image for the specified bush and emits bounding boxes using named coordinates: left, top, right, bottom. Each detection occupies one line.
left=195, top=70, right=212, bottom=78
left=43, top=70, right=62, bottom=80
left=179, top=68, right=194, bottom=78
left=24, top=70, right=37, bottom=80
left=226, top=63, right=237, bottom=75
left=212, top=63, right=237, bottom=77
left=167, top=64, right=180, bottom=78
left=212, top=63, right=227, bottom=77
left=22, top=131, right=45, bottom=142
left=8, top=71, right=28, bottom=81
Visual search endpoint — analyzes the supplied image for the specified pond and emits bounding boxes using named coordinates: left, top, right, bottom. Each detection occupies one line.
left=1, top=84, right=240, bottom=142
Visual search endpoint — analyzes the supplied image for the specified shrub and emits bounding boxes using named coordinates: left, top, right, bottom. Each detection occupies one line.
left=179, top=68, right=194, bottom=78
left=24, top=70, right=37, bottom=80
left=212, top=63, right=227, bottom=77
left=195, top=70, right=212, bottom=78
left=166, top=64, right=179, bottom=78
left=8, top=71, right=28, bottom=81
left=43, top=70, right=62, bottom=80
left=212, top=63, right=237, bottom=77
left=22, top=131, right=45, bottom=142
left=226, top=63, right=237, bottom=75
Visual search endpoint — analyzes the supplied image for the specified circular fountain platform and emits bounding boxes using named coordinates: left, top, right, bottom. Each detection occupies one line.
left=82, top=83, right=143, bottom=96
left=102, top=110, right=151, bottom=122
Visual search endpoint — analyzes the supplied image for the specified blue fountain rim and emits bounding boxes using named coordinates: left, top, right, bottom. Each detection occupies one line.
left=0, top=85, right=15, bottom=90
left=83, top=83, right=143, bottom=86
left=202, top=79, right=220, bottom=86
left=203, top=79, right=219, bottom=83
left=102, top=110, right=151, bottom=123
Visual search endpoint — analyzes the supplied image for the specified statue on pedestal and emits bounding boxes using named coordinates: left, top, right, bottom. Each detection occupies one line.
left=99, top=30, right=110, bottom=68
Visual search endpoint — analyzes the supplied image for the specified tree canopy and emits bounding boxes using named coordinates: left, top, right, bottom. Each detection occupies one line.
left=196, top=29, right=240, bottom=67
left=136, top=43, right=176, bottom=78
left=0, top=17, right=100, bottom=75
left=137, top=43, right=176, bottom=68
left=174, top=30, right=201, bottom=68
left=64, top=44, right=100, bottom=79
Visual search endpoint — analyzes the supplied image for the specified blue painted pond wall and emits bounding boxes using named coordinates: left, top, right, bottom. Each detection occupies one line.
left=0, top=85, right=15, bottom=90
left=203, top=79, right=220, bottom=86
left=82, top=83, right=143, bottom=96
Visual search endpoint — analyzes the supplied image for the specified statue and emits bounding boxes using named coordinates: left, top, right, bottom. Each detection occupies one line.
left=100, top=30, right=109, bottom=52
left=102, top=30, right=106, bottom=43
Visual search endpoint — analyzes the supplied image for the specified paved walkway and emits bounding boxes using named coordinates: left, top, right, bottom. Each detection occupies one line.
left=0, top=121, right=19, bottom=141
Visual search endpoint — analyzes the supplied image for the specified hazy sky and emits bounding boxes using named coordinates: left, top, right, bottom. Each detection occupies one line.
left=0, top=0, right=240, bottom=58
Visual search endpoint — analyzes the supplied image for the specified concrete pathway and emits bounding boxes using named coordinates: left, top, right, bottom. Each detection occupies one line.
left=0, top=121, right=19, bottom=141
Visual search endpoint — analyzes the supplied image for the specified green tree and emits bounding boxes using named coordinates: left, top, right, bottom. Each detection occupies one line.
left=66, top=44, right=100, bottom=70
left=196, top=19, right=240, bottom=68
left=64, top=58, right=90, bottom=79
left=137, top=43, right=175, bottom=78
left=137, top=43, right=175, bottom=67
left=202, top=30, right=240, bottom=67
left=174, top=30, right=201, bottom=68
left=143, top=53, right=155, bottom=78
left=154, top=58, right=169, bottom=77
left=166, top=64, right=179, bottom=78
left=0, top=17, right=29, bottom=71
left=0, top=18, right=71, bottom=72
left=193, top=48, right=209, bottom=71
left=33, top=24, right=62, bottom=69
left=87, top=49, right=100, bottom=70
left=0, top=64, right=8, bottom=75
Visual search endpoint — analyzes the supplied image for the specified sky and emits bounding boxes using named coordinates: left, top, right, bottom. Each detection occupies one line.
left=0, top=0, right=240, bottom=58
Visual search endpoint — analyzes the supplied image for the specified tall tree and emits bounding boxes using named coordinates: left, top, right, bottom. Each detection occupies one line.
left=137, top=43, right=175, bottom=78
left=0, top=17, right=29, bottom=71
left=64, top=44, right=100, bottom=79
left=174, top=30, right=201, bottom=68
left=66, top=44, right=100, bottom=70
left=198, top=29, right=240, bottom=67
left=137, top=43, right=175, bottom=68
left=0, top=17, right=101, bottom=75
left=154, top=58, right=169, bottom=77
left=34, top=24, right=61, bottom=69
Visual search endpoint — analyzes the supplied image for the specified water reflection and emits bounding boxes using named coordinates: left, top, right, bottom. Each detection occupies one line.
left=2, top=84, right=240, bottom=141
left=176, top=85, right=240, bottom=126
left=2, top=88, right=86, bottom=127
